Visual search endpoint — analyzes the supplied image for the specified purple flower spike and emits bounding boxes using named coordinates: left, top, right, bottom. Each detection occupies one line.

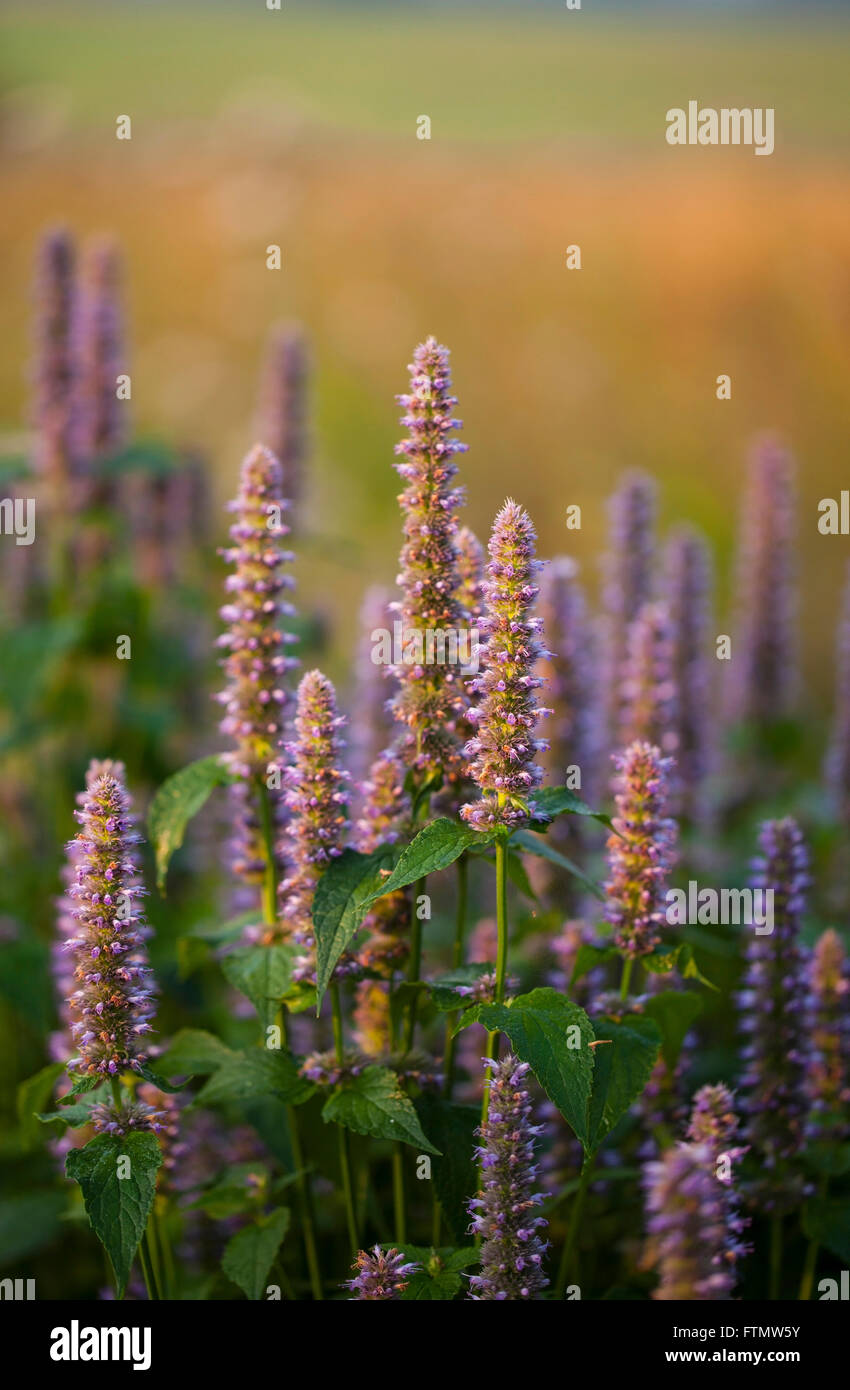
left=31, top=227, right=75, bottom=501
left=346, top=1246, right=420, bottom=1300
left=66, top=766, right=156, bottom=1079
left=643, top=1141, right=739, bottom=1300
left=536, top=554, right=601, bottom=815
left=70, top=238, right=129, bottom=476
left=604, top=741, right=677, bottom=958
left=467, top=1054, right=549, bottom=1300
left=686, top=1084, right=752, bottom=1268
left=461, top=500, right=549, bottom=832
left=349, top=586, right=396, bottom=794
left=602, top=471, right=657, bottom=729
left=825, top=561, right=850, bottom=823
left=253, top=323, right=308, bottom=522
left=279, top=670, right=350, bottom=968
left=215, top=443, right=298, bottom=892
left=391, top=337, right=468, bottom=784
left=664, top=526, right=714, bottom=821
left=738, top=817, right=809, bottom=1209
left=805, top=929, right=850, bottom=1146
left=454, top=525, right=486, bottom=626
left=727, top=437, right=798, bottom=726
left=618, top=601, right=678, bottom=762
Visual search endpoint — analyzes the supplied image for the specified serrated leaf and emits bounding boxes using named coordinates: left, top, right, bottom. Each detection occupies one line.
left=16, top=1062, right=65, bottom=1150
left=585, top=1015, right=661, bottom=1155
left=221, top=1208, right=291, bottom=1301
left=221, top=944, right=298, bottom=1031
left=477, top=988, right=595, bottom=1149
left=529, top=786, right=615, bottom=834
left=368, top=819, right=491, bottom=902
left=36, top=1103, right=94, bottom=1132
left=60, top=1075, right=102, bottom=1102
left=642, top=990, right=702, bottom=1071
left=157, top=1029, right=234, bottom=1077
left=512, top=829, right=605, bottom=902
left=148, top=755, right=234, bottom=893
left=194, top=1049, right=315, bottom=1109
left=450, top=1003, right=485, bottom=1038
left=322, top=1066, right=440, bottom=1153
left=802, top=1196, right=850, bottom=1265
left=414, top=1097, right=479, bottom=1242
left=66, top=1132, right=162, bottom=1296
left=313, top=848, right=393, bottom=1010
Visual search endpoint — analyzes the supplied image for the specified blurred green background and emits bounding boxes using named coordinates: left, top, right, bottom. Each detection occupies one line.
left=1, top=0, right=849, bottom=700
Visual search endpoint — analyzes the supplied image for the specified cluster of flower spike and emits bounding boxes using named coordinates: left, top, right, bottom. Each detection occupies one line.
left=643, top=1142, right=737, bottom=1300
left=391, top=337, right=468, bottom=784
left=738, top=817, right=809, bottom=1208
left=664, top=526, right=714, bottom=821
left=253, top=323, right=308, bottom=520
left=461, top=500, right=550, bottom=831
left=31, top=227, right=75, bottom=501
left=278, top=670, right=350, bottom=972
left=467, top=1055, right=549, bottom=1299
left=346, top=1246, right=420, bottom=1300
left=617, top=601, right=678, bottom=760
left=604, top=741, right=677, bottom=958
left=216, top=444, right=297, bottom=890
left=64, top=766, right=155, bottom=1077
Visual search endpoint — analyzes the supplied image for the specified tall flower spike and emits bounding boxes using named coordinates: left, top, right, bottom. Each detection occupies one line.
left=686, top=1084, right=751, bottom=1269
left=391, top=337, right=468, bottom=784
left=454, top=526, right=486, bottom=626
left=805, top=929, right=850, bottom=1147
left=253, top=323, right=308, bottom=521
left=825, top=561, right=850, bottom=823
left=349, top=586, right=396, bottom=794
left=216, top=444, right=297, bottom=893
left=70, top=238, right=129, bottom=478
left=65, top=766, right=156, bottom=1079
left=727, top=436, right=798, bottom=726
left=31, top=227, right=75, bottom=505
left=461, top=500, right=549, bottom=831
left=664, top=526, right=714, bottom=820
left=279, top=670, right=350, bottom=967
left=602, top=471, right=657, bottom=731
left=604, top=741, right=677, bottom=958
left=617, top=601, right=678, bottom=763
left=467, top=1055, right=549, bottom=1299
left=346, top=1246, right=420, bottom=1300
left=738, top=817, right=809, bottom=1209
left=642, top=1141, right=739, bottom=1300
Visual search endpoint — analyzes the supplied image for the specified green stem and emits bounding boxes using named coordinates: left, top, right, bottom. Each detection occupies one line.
left=769, top=1214, right=783, bottom=1299
left=137, top=1232, right=156, bottom=1302
left=404, top=875, right=427, bottom=1052
left=555, top=1158, right=595, bottom=1298
left=619, top=956, right=633, bottom=1002
left=258, top=780, right=277, bottom=926
left=392, top=1146, right=407, bottom=1246
left=443, top=854, right=469, bottom=1099
left=332, top=983, right=359, bottom=1254
left=142, top=1223, right=163, bottom=1301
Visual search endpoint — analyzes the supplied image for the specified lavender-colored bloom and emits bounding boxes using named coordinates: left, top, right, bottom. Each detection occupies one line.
left=617, top=601, right=678, bottom=761
left=643, top=1141, right=738, bottom=1300
left=686, top=1084, right=751, bottom=1267
left=70, top=238, right=129, bottom=477
left=602, top=471, right=657, bottom=730
left=31, top=227, right=75, bottom=501
left=349, top=586, right=396, bottom=793
left=467, top=1055, right=549, bottom=1300
left=215, top=444, right=297, bottom=893
left=253, top=323, right=308, bottom=521
left=738, top=817, right=809, bottom=1208
left=664, top=526, right=714, bottom=820
left=64, top=767, right=155, bottom=1078
left=454, top=525, right=486, bottom=625
left=825, top=561, right=850, bottom=823
left=279, top=671, right=349, bottom=967
left=89, top=1098, right=167, bottom=1138
left=346, top=1245, right=420, bottom=1300
left=727, top=437, right=798, bottom=725
left=391, top=337, right=468, bottom=785
left=461, top=500, right=549, bottom=831
left=805, top=929, right=850, bottom=1146
left=604, top=741, right=677, bottom=958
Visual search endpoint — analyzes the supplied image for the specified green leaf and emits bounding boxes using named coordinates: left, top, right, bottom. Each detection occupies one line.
left=36, top=1103, right=95, bottom=1132
left=802, top=1196, right=850, bottom=1265
left=388, top=1244, right=478, bottom=1301
left=426, top=964, right=495, bottom=1012
left=60, top=1075, right=102, bottom=1102
left=570, top=942, right=619, bottom=986
left=414, top=1097, right=480, bottom=1242
left=322, top=1066, right=441, bottom=1153
left=194, top=1049, right=315, bottom=1109
left=529, top=786, right=615, bottom=833
left=16, top=1062, right=65, bottom=1150
left=157, top=1028, right=234, bottom=1077
left=512, top=829, right=605, bottom=902
left=66, top=1132, right=163, bottom=1297
left=221, top=944, right=299, bottom=1031
left=585, top=1015, right=661, bottom=1155
left=642, top=990, right=703, bottom=1071
left=450, top=1003, right=485, bottom=1037
left=313, top=848, right=394, bottom=1010
left=137, top=1063, right=193, bottom=1094
left=477, top=988, right=595, bottom=1149
left=148, top=755, right=235, bottom=893
left=221, top=1208, right=291, bottom=1301
left=505, top=849, right=538, bottom=900
left=368, top=819, right=490, bottom=901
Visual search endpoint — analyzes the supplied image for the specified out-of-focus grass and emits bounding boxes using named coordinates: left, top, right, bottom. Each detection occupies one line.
left=0, top=4, right=848, bottom=703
